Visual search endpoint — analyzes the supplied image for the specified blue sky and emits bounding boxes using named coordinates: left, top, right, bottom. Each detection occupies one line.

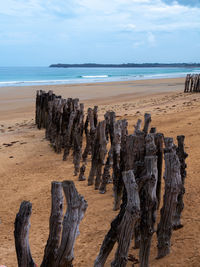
left=0, top=0, right=200, bottom=66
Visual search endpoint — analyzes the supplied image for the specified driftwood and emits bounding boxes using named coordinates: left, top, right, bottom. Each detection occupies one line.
left=157, top=138, right=182, bottom=259
left=41, top=182, right=64, bottom=267
left=139, top=134, right=158, bottom=267
left=173, top=135, right=188, bottom=230
left=14, top=201, right=36, bottom=267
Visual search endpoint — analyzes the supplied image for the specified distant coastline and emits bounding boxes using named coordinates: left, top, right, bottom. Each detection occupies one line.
left=49, top=63, right=200, bottom=68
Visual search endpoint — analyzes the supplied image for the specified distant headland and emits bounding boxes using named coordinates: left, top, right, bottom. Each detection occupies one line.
left=49, top=63, right=200, bottom=68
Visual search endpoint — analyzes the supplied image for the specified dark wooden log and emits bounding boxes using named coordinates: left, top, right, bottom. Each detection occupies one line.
left=82, top=109, right=91, bottom=163
left=82, top=107, right=97, bottom=164
left=139, top=134, right=158, bottom=267
left=111, top=170, right=140, bottom=267
left=88, top=120, right=107, bottom=189
left=73, top=103, right=84, bottom=175
left=134, top=119, right=142, bottom=134
left=78, top=164, right=86, bottom=181
left=94, top=187, right=127, bottom=267
left=113, top=120, right=122, bottom=210
left=45, top=94, right=54, bottom=140
left=173, top=135, right=188, bottom=230
left=41, top=182, right=64, bottom=267
left=99, top=148, right=112, bottom=194
left=14, top=201, right=36, bottom=267
left=154, top=133, right=164, bottom=209
left=143, top=113, right=151, bottom=134
left=93, top=105, right=98, bottom=128
left=63, top=111, right=76, bottom=160
left=95, top=120, right=107, bottom=189
left=54, top=99, right=64, bottom=154
left=157, top=137, right=182, bottom=259
left=56, top=181, right=88, bottom=267
left=184, top=74, right=190, bottom=93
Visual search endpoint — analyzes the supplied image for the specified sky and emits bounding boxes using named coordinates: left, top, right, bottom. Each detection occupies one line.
left=0, top=0, right=200, bottom=66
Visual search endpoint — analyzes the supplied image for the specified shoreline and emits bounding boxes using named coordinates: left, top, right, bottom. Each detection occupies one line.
left=0, top=77, right=185, bottom=120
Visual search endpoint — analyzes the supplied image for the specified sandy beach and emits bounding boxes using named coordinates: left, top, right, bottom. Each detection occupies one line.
left=1, top=77, right=200, bottom=266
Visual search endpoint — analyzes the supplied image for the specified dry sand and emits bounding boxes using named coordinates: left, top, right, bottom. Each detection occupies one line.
left=0, top=77, right=200, bottom=266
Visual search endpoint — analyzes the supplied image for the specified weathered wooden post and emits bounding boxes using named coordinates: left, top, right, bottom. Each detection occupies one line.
left=73, top=103, right=84, bottom=175
left=78, top=164, right=86, bottom=181
left=14, top=201, right=36, bottom=267
left=112, top=120, right=123, bottom=210
left=55, top=181, right=88, bottom=266
left=63, top=111, right=76, bottom=160
left=99, top=111, right=116, bottom=194
left=88, top=120, right=107, bottom=189
left=173, top=135, right=188, bottom=230
left=14, top=181, right=87, bottom=267
left=41, top=182, right=64, bottom=267
left=139, top=134, right=158, bottom=267
left=111, top=170, right=140, bottom=267
left=157, top=137, right=182, bottom=259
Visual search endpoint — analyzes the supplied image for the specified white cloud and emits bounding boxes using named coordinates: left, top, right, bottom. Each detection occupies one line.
left=147, top=32, right=156, bottom=46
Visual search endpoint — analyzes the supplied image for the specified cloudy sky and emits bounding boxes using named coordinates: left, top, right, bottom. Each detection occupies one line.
left=0, top=0, right=200, bottom=66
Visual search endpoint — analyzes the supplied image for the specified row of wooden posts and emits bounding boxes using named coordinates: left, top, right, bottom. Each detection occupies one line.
left=14, top=89, right=188, bottom=267
left=184, top=73, right=200, bottom=92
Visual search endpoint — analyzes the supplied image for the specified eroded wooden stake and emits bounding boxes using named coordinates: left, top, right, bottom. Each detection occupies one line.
left=14, top=201, right=36, bottom=267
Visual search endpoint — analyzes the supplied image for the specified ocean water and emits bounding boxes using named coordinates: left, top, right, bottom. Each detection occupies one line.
left=0, top=66, right=199, bottom=87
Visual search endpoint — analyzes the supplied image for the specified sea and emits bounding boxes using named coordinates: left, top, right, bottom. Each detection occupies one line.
left=0, top=66, right=200, bottom=87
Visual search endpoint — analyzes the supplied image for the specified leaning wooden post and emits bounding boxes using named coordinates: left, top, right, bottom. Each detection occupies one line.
left=139, top=134, right=158, bottom=267
left=94, top=189, right=127, bottom=267
left=41, top=182, right=64, bottom=267
left=156, top=137, right=182, bottom=259
left=111, top=170, right=140, bottom=267
left=173, top=135, right=188, bottom=230
left=14, top=201, right=36, bottom=267
left=56, top=181, right=88, bottom=267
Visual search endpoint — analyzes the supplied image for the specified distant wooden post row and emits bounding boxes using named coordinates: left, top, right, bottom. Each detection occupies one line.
left=14, top=89, right=188, bottom=267
left=184, top=73, right=200, bottom=92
